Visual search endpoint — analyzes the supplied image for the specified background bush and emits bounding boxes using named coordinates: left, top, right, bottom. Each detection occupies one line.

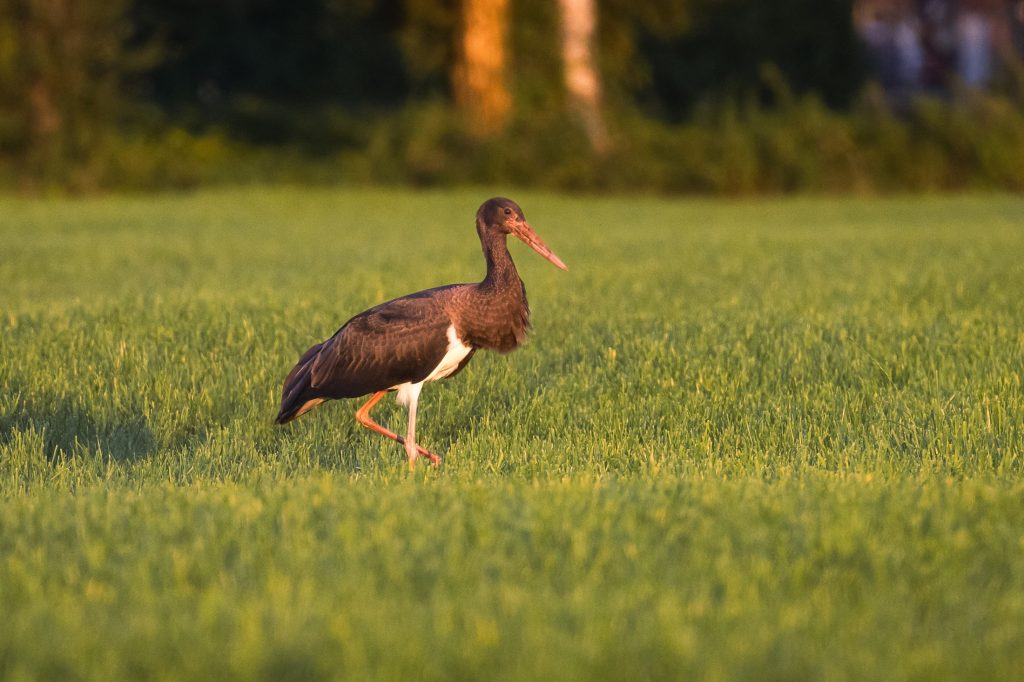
left=0, top=0, right=1021, bottom=194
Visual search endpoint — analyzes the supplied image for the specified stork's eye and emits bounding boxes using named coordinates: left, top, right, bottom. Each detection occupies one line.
left=504, top=208, right=512, bottom=216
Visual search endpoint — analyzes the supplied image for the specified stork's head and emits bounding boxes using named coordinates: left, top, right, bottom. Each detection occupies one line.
left=476, top=197, right=568, bottom=271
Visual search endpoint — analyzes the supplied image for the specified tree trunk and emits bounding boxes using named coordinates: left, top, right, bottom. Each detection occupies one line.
left=559, top=0, right=609, bottom=153
left=453, top=0, right=512, bottom=135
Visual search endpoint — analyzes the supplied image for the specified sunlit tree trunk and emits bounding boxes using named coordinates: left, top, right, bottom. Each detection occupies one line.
left=453, top=0, right=511, bottom=135
left=559, top=0, right=609, bottom=153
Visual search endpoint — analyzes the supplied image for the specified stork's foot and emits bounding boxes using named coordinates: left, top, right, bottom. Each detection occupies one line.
left=397, top=435, right=441, bottom=467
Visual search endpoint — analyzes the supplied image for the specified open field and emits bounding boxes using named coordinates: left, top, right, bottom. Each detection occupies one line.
left=2, top=189, right=1023, bottom=679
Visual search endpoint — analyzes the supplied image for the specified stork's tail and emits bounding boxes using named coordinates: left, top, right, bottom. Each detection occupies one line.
left=275, top=343, right=326, bottom=424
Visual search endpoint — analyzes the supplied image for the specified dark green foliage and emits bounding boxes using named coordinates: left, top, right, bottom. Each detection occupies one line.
left=7, top=89, right=1024, bottom=194
left=0, top=0, right=139, bottom=189
left=0, top=0, right=1021, bottom=193
left=637, top=0, right=869, bottom=119
left=129, top=0, right=410, bottom=145
left=347, top=89, right=1024, bottom=193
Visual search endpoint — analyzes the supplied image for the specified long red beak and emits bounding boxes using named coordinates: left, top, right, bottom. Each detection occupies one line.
left=512, top=220, right=568, bottom=271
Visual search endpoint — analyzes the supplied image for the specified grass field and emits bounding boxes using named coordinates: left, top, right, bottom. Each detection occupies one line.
left=1, top=188, right=1023, bottom=679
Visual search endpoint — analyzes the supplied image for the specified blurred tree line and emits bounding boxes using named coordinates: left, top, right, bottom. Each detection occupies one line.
left=0, top=0, right=1021, bottom=192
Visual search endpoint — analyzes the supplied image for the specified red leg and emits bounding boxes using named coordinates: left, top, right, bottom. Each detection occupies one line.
left=354, top=391, right=441, bottom=466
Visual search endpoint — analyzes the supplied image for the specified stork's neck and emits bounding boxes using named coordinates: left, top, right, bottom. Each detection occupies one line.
left=464, top=222, right=530, bottom=353
left=479, top=227, right=520, bottom=288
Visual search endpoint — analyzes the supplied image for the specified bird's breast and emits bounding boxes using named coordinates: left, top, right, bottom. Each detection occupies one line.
left=465, top=296, right=529, bottom=352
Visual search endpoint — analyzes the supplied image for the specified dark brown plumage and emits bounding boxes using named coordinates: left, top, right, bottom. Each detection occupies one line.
left=274, top=197, right=567, bottom=467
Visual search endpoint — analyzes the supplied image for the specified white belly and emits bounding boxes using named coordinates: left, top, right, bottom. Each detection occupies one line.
left=425, top=324, right=473, bottom=383
left=394, top=324, right=472, bottom=405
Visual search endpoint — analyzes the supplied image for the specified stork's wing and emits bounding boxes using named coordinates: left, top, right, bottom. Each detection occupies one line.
left=309, top=287, right=461, bottom=398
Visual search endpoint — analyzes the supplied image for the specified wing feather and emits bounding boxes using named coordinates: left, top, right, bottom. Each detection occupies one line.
left=309, top=287, right=458, bottom=398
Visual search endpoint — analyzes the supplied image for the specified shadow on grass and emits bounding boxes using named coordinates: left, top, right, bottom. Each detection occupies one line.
left=0, top=385, right=156, bottom=464
left=275, top=398, right=407, bottom=473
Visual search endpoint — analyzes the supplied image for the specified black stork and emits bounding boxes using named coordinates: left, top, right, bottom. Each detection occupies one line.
left=274, top=197, right=567, bottom=467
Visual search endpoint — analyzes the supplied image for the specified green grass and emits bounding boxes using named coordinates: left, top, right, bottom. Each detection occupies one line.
left=1, top=188, right=1023, bottom=679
